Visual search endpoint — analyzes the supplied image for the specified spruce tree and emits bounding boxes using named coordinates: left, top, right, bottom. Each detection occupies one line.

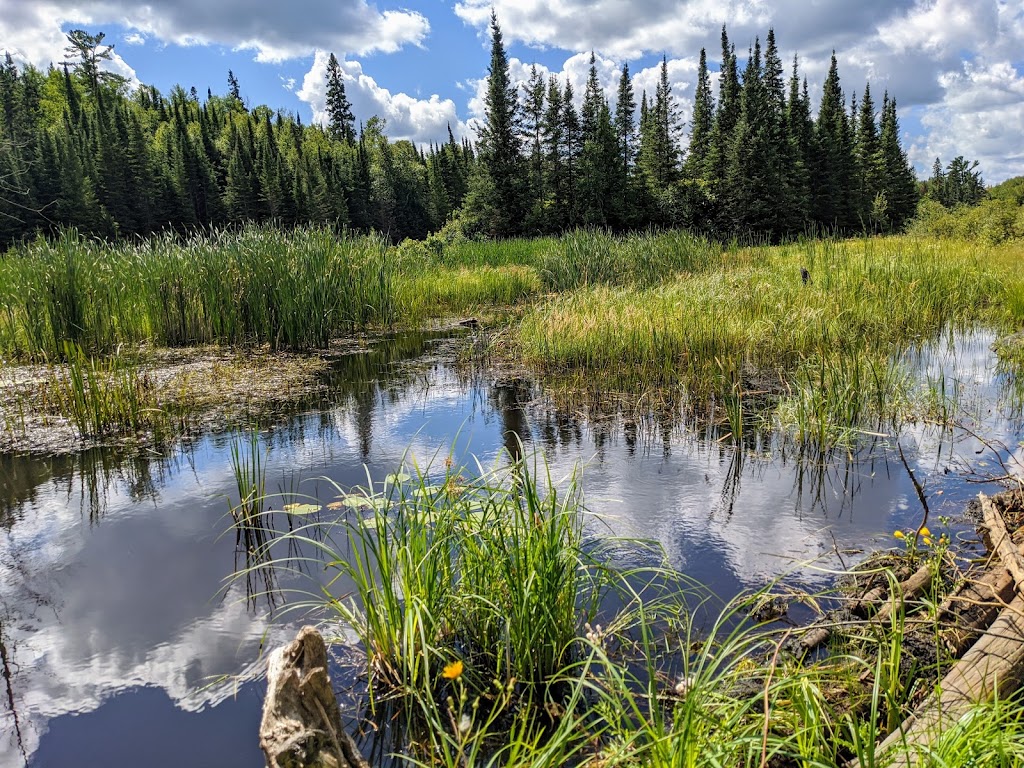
left=613, top=63, right=637, bottom=227
left=685, top=48, right=713, bottom=178
left=877, top=94, right=918, bottom=227
left=522, top=64, right=546, bottom=229
left=613, top=63, right=636, bottom=178
left=465, top=12, right=526, bottom=237
left=325, top=53, right=355, bottom=144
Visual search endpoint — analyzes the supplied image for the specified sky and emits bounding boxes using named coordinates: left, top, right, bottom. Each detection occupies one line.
left=1, top=0, right=1023, bottom=182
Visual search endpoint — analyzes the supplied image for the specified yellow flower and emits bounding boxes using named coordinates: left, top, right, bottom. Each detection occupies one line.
left=923, top=536, right=934, bottom=546
left=442, top=660, right=464, bottom=680
left=893, top=530, right=906, bottom=540
left=918, top=526, right=932, bottom=538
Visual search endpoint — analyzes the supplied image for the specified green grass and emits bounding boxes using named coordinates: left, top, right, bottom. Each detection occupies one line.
left=0, top=226, right=396, bottom=358
left=519, top=235, right=1024, bottom=448
left=232, top=451, right=1024, bottom=768
left=5, top=226, right=1024, bottom=453
left=50, top=341, right=166, bottom=439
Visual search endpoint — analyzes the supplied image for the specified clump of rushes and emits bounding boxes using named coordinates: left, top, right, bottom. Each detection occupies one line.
left=0, top=226, right=397, bottom=359
left=247, top=453, right=600, bottom=741
left=238, top=451, right=1024, bottom=767
left=50, top=341, right=164, bottom=440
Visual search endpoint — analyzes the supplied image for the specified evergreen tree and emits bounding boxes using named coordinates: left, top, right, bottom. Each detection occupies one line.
left=463, top=12, right=526, bottom=237
left=853, top=82, right=883, bottom=228
left=325, top=53, right=355, bottom=144
left=811, top=52, right=853, bottom=229
left=522, top=64, right=546, bottom=230
left=227, top=70, right=242, bottom=104
left=707, top=25, right=740, bottom=199
left=877, top=94, right=918, bottom=227
left=785, top=59, right=813, bottom=226
left=64, top=30, right=127, bottom=100
left=685, top=48, right=713, bottom=178
left=613, top=62, right=637, bottom=227
left=541, top=75, right=566, bottom=230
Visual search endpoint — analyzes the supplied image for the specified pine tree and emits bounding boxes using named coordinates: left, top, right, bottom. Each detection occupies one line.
left=541, top=75, right=566, bottom=231
left=707, top=25, right=740, bottom=201
left=614, top=63, right=636, bottom=177
left=877, top=94, right=918, bottom=228
left=685, top=48, right=713, bottom=178
left=464, top=12, right=526, bottom=237
left=522, top=64, right=546, bottom=230
left=562, top=80, right=581, bottom=228
left=812, top=52, right=853, bottom=229
left=325, top=53, right=355, bottom=144
left=64, top=29, right=127, bottom=101
left=613, top=63, right=637, bottom=227
left=785, top=58, right=813, bottom=227
left=854, top=82, right=883, bottom=228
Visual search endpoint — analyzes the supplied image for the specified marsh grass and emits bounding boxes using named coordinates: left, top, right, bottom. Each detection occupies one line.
left=395, top=264, right=540, bottom=321
left=50, top=341, right=165, bottom=439
left=0, top=226, right=397, bottom=358
left=521, top=236, right=1023, bottom=449
left=227, top=448, right=1024, bottom=768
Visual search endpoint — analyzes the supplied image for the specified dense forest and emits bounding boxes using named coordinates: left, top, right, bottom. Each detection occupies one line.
left=0, top=19, right=922, bottom=249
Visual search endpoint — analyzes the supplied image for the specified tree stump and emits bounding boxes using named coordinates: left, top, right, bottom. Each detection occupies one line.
left=259, top=626, right=368, bottom=768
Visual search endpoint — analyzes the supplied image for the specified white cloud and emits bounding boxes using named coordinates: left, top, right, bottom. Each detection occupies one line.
left=122, top=31, right=145, bottom=45
left=909, top=58, right=1024, bottom=182
left=296, top=50, right=469, bottom=146
left=0, top=0, right=429, bottom=68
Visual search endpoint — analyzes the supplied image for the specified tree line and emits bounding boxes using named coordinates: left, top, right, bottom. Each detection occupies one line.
left=0, top=32, right=472, bottom=247
left=1, top=22, right=921, bottom=249
left=468, top=14, right=920, bottom=239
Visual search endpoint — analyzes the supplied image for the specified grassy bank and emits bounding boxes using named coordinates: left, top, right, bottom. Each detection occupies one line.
left=240, top=456, right=1024, bottom=767
left=4, top=226, right=1023, bottom=451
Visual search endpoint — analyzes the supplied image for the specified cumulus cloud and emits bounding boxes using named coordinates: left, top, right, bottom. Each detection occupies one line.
left=909, top=59, right=1024, bottom=182
left=297, top=50, right=469, bottom=146
left=0, top=0, right=429, bottom=67
left=462, top=51, right=698, bottom=141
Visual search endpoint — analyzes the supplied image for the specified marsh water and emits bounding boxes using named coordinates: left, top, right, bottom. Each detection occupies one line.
left=2, top=329, right=1022, bottom=767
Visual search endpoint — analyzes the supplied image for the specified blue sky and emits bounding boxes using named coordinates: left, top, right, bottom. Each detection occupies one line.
left=2, top=0, right=1023, bottom=181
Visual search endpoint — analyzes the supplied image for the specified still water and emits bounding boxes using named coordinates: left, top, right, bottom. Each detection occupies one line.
left=1, top=329, right=1021, bottom=767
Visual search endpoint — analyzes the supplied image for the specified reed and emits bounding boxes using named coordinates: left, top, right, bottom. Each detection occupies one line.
left=50, top=341, right=164, bottom=439
left=0, top=226, right=397, bottom=358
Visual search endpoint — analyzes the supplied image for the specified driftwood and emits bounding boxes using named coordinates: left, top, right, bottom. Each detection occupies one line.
left=795, top=561, right=935, bottom=656
left=259, top=626, right=369, bottom=768
left=851, top=493, right=1024, bottom=767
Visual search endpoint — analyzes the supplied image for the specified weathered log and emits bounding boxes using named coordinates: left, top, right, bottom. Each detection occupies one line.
left=853, top=592, right=1024, bottom=767
left=796, top=562, right=934, bottom=656
left=849, top=495, right=1024, bottom=767
left=980, top=493, right=1024, bottom=594
left=259, top=626, right=369, bottom=768
left=933, top=566, right=1016, bottom=656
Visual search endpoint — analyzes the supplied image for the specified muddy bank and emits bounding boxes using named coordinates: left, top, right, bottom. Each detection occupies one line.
left=0, top=344, right=338, bottom=455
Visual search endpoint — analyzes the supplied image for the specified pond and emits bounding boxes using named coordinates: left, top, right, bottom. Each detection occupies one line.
left=1, top=328, right=1021, bottom=767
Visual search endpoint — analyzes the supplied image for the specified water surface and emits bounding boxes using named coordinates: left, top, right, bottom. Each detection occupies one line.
left=1, top=329, right=1020, bottom=767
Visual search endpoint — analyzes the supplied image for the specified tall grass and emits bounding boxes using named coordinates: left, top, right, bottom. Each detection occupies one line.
left=520, top=236, right=1021, bottom=447
left=231, top=449, right=1024, bottom=767
left=50, top=341, right=165, bottom=439
left=0, top=226, right=396, bottom=358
